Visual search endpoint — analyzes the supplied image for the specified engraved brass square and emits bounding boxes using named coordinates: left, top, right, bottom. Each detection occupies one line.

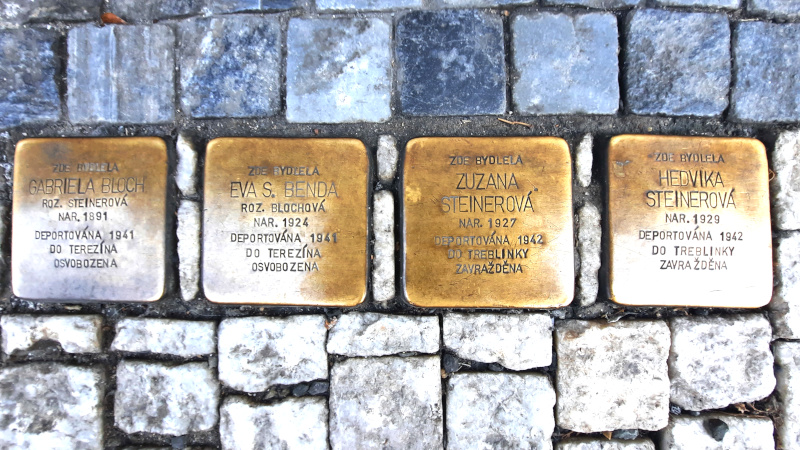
left=12, top=138, right=168, bottom=301
left=404, top=137, right=574, bottom=308
left=203, top=138, right=368, bottom=306
left=608, top=135, right=772, bottom=307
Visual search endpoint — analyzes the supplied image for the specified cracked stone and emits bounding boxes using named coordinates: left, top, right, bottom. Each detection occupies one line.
left=111, top=318, right=215, bottom=357
left=220, top=397, right=327, bottom=449
left=1, top=315, right=102, bottom=355
left=327, top=313, right=439, bottom=356
left=556, top=320, right=670, bottom=432
left=0, top=363, right=103, bottom=449
left=218, top=315, right=327, bottom=392
left=669, top=314, right=775, bottom=411
left=447, top=372, right=555, bottom=449
left=330, top=356, right=443, bottom=449
left=115, top=361, right=219, bottom=435
left=444, top=313, right=552, bottom=370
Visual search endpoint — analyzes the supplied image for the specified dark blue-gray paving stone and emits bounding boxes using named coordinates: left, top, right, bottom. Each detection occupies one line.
left=513, top=12, right=619, bottom=115
left=106, top=0, right=203, bottom=22
left=656, top=0, right=739, bottom=9
left=748, top=0, right=800, bottom=18
left=731, top=22, right=800, bottom=122
left=544, top=0, right=642, bottom=10
left=396, top=10, right=506, bottom=116
left=206, top=0, right=261, bottom=13
left=68, top=24, right=175, bottom=124
left=179, top=15, right=281, bottom=119
left=286, top=17, right=392, bottom=123
left=261, top=0, right=309, bottom=10
left=317, top=0, right=420, bottom=11
left=0, top=0, right=100, bottom=24
left=0, top=28, right=60, bottom=128
left=625, top=10, right=730, bottom=117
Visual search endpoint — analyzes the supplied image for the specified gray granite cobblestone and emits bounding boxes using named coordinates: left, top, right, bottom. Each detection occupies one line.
left=771, top=234, right=800, bottom=339
left=1, top=315, right=102, bottom=355
left=513, top=12, right=619, bottom=115
left=397, top=10, right=506, bottom=116
left=68, top=24, right=174, bottom=124
left=177, top=200, right=201, bottom=301
left=327, top=313, right=439, bottom=356
left=625, top=10, right=730, bottom=117
left=748, top=0, right=800, bottom=17
left=660, top=414, right=774, bottom=449
left=0, top=0, right=99, bottom=24
left=220, top=397, right=328, bottom=449
left=557, top=439, right=655, bottom=450
left=372, top=191, right=395, bottom=302
left=732, top=21, right=800, bottom=122
left=287, top=17, right=392, bottom=123
left=0, top=28, right=60, bottom=129
left=178, top=14, right=281, bottom=119
left=111, top=318, right=215, bottom=357
left=775, top=341, right=800, bottom=449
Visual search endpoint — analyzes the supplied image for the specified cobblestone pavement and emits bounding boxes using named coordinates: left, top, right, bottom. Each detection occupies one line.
left=0, top=0, right=799, bottom=448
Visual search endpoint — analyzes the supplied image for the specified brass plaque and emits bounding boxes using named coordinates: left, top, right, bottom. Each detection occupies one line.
left=12, top=138, right=167, bottom=301
left=203, top=138, right=368, bottom=305
left=404, top=137, right=574, bottom=308
left=608, top=135, right=772, bottom=307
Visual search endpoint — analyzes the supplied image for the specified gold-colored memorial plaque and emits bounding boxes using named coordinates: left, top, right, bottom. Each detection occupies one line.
left=404, top=137, right=574, bottom=308
left=12, top=138, right=168, bottom=301
left=608, top=135, right=772, bottom=307
left=203, top=138, right=368, bottom=306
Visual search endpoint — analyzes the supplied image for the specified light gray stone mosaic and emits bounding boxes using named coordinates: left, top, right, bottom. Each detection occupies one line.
left=178, top=14, right=281, bottom=119
left=749, top=0, right=800, bottom=17
left=771, top=234, right=800, bottom=339
left=669, top=314, right=774, bottom=411
left=377, top=135, right=398, bottom=183
left=111, top=318, right=215, bottom=357
left=556, top=320, right=670, bottom=432
left=575, top=134, right=593, bottom=188
left=660, top=414, right=774, bottom=449
left=68, top=24, right=174, bottom=124
left=330, top=356, right=443, bottom=449
left=625, top=10, right=730, bottom=116
left=0, top=364, right=103, bottom=449
left=317, top=0, right=421, bottom=10
left=218, top=315, right=327, bottom=392
left=327, top=313, right=438, bottom=356
left=1, top=315, right=102, bottom=355
left=775, top=341, right=800, bottom=450
left=444, top=313, right=552, bottom=370
left=558, top=439, right=655, bottom=450
left=286, top=17, right=391, bottom=123
left=175, top=134, right=197, bottom=197
left=115, top=361, right=219, bottom=435
left=731, top=21, right=800, bottom=122
left=372, top=191, right=395, bottom=302
left=577, top=203, right=601, bottom=306
left=772, top=129, right=800, bottom=230
left=177, top=200, right=201, bottom=301
left=447, top=373, right=555, bottom=449
left=513, top=12, right=619, bottom=115
left=220, top=397, right=328, bottom=450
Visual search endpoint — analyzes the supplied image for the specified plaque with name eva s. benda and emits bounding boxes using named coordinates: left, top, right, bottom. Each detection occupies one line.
left=607, top=135, right=772, bottom=307
left=404, top=137, right=574, bottom=308
left=12, top=138, right=168, bottom=301
left=203, top=138, right=368, bottom=306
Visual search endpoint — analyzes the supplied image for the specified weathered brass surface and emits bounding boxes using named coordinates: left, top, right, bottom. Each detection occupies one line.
left=404, top=137, right=574, bottom=308
left=12, top=138, right=167, bottom=301
left=608, top=135, right=772, bottom=307
left=203, top=138, right=368, bottom=305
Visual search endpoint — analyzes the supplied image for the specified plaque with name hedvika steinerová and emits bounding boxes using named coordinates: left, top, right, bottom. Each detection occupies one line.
left=608, top=135, right=772, bottom=307
left=12, top=138, right=168, bottom=301
left=404, top=137, right=574, bottom=308
left=203, top=138, right=368, bottom=306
